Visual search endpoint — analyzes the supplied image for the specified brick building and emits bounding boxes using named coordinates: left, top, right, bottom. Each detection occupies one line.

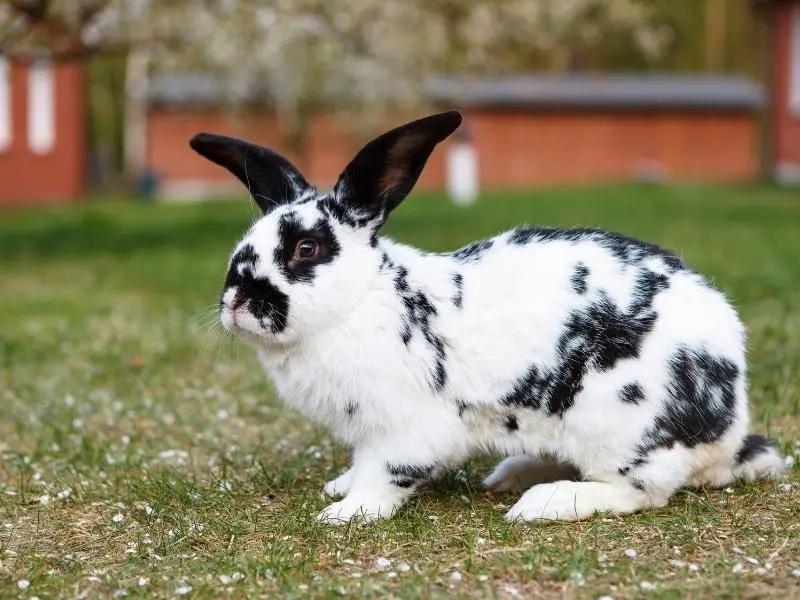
left=752, top=0, right=800, bottom=183
left=0, top=58, right=86, bottom=205
left=146, top=71, right=765, bottom=200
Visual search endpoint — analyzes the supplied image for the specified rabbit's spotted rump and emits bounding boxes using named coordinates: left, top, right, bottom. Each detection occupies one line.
left=190, top=111, right=784, bottom=524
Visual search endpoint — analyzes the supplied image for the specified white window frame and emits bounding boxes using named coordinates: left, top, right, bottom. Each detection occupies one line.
left=27, top=59, right=55, bottom=154
left=0, top=55, right=11, bottom=152
left=791, top=5, right=800, bottom=117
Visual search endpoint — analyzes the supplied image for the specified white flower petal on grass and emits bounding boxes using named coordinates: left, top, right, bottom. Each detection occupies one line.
left=112, top=513, right=124, bottom=523
left=175, top=585, right=192, bottom=595
left=733, top=547, right=744, bottom=555
left=17, top=579, right=30, bottom=590
left=688, top=564, right=700, bottom=572
left=640, top=581, right=656, bottom=591
left=732, top=563, right=744, bottom=574
left=477, top=575, right=489, bottom=582
left=598, top=596, right=614, bottom=600
left=231, top=572, right=243, bottom=582
left=397, top=562, right=411, bottom=572
left=755, top=567, right=768, bottom=576
left=785, top=455, right=795, bottom=469
left=625, top=549, right=637, bottom=559
left=57, top=489, right=71, bottom=500
left=791, top=569, right=800, bottom=578
left=387, top=572, right=397, bottom=579
left=449, top=571, right=462, bottom=582
left=137, top=577, right=150, bottom=586
left=38, top=494, right=50, bottom=504
left=376, top=557, right=391, bottom=569
left=779, top=483, right=792, bottom=492
left=746, top=557, right=759, bottom=565
left=669, top=559, right=686, bottom=568
left=219, top=575, right=232, bottom=585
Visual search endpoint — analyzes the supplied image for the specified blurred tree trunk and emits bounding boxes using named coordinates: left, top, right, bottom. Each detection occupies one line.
left=705, top=0, right=728, bottom=71
left=123, top=47, right=149, bottom=182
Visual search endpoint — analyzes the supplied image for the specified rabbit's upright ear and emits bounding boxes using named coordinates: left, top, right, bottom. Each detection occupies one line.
left=189, top=133, right=313, bottom=214
left=333, top=111, right=462, bottom=228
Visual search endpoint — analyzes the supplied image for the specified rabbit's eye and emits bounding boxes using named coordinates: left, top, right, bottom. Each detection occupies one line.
left=296, top=239, right=319, bottom=259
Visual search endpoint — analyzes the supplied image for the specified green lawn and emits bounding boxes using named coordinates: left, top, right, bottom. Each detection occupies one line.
left=1, top=183, right=798, bottom=599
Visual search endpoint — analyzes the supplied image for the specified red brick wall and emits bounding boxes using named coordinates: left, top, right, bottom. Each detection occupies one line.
left=147, top=105, right=758, bottom=199
left=0, top=62, right=86, bottom=205
left=772, top=2, right=800, bottom=168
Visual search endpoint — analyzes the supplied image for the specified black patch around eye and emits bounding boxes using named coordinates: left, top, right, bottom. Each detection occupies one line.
left=274, top=212, right=341, bottom=283
left=571, top=263, right=590, bottom=294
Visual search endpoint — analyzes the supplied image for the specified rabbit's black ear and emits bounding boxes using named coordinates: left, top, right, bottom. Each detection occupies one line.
left=189, top=133, right=313, bottom=214
left=333, top=111, right=462, bottom=228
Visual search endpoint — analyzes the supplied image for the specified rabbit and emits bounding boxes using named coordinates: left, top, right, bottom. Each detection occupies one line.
left=188, top=110, right=785, bottom=525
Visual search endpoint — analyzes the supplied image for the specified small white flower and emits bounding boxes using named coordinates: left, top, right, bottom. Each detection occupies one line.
left=732, top=563, right=744, bottom=574
left=398, top=562, right=411, bottom=572
left=669, top=559, right=686, bottom=568
left=138, top=577, right=149, bottom=586
left=449, top=571, right=462, bottom=582
left=64, top=395, right=75, bottom=407
left=784, top=455, right=795, bottom=469
left=477, top=537, right=486, bottom=546
left=724, top=487, right=734, bottom=494
left=351, top=573, right=361, bottom=579
left=791, top=569, right=800, bottom=578
left=175, top=585, right=192, bottom=595
left=57, top=488, right=71, bottom=500
left=779, top=483, right=792, bottom=492
left=38, top=494, right=50, bottom=504
left=733, top=547, right=744, bottom=555
left=17, top=579, right=30, bottom=590
left=73, top=418, right=83, bottom=429
left=144, top=505, right=153, bottom=515
left=625, top=549, right=637, bottom=559
left=231, top=572, right=243, bottom=582
left=88, top=576, right=101, bottom=582
left=569, top=571, right=584, bottom=585
left=597, top=553, right=608, bottom=563
left=598, top=596, right=614, bottom=600
left=688, top=563, right=700, bottom=572
left=298, top=584, right=308, bottom=591
left=477, top=575, right=489, bottom=582
left=218, top=481, right=232, bottom=492
left=112, top=513, right=124, bottom=523
left=216, top=409, right=229, bottom=420
left=121, top=435, right=131, bottom=445
left=114, top=590, right=128, bottom=598
left=219, top=575, right=232, bottom=585
left=746, top=557, right=759, bottom=565
left=755, top=567, right=768, bottom=576
left=387, top=572, right=397, bottom=579
left=376, top=557, right=391, bottom=569
left=640, top=581, right=656, bottom=591
left=342, top=559, right=355, bottom=565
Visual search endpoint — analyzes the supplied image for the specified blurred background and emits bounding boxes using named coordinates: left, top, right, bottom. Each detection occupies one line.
left=0, top=0, right=796, bottom=204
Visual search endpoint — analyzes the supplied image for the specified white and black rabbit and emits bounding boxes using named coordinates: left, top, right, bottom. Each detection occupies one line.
left=189, top=111, right=785, bottom=524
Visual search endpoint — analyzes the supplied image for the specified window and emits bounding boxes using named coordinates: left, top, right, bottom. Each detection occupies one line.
left=0, top=56, right=11, bottom=151
left=791, top=5, right=800, bottom=116
left=27, top=60, right=55, bottom=154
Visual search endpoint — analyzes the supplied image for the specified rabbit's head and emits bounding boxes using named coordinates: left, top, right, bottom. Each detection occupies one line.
left=189, top=111, right=462, bottom=346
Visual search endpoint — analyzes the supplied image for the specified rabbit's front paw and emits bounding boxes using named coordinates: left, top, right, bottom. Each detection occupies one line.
left=323, top=468, right=354, bottom=498
left=315, top=494, right=399, bottom=525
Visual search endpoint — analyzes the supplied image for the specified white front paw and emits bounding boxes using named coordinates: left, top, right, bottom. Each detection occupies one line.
left=323, top=468, right=354, bottom=498
left=505, top=481, right=585, bottom=523
left=315, top=496, right=399, bottom=525
left=483, top=455, right=540, bottom=493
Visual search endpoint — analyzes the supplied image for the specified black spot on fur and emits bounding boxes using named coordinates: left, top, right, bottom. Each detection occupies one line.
left=735, top=434, right=776, bottom=464
left=345, top=402, right=358, bottom=418
left=274, top=212, right=341, bottom=283
left=503, top=267, right=667, bottom=417
left=634, top=345, right=740, bottom=462
left=618, top=466, right=630, bottom=476
left=393, top=265, right=448, bottom=392
left=450, top=239, right=493, bottom=262
left=630, top=478, right=646, bottom=491
left=455, top=400, right=469, bottom=418
left=317, top=195, right=374, bottom=229
left=507, top=226, right=687, bottom=274
left=571, top=263, right=590, bottom=294
left=223, top=244, right=290, bottom=334
left=619, top=382, right=645, bottom=405
left=505, top=414, right=519, bottom=432
left=452, top=273, right=464, bottom=309
left=387, top=463, right=434, bottom=488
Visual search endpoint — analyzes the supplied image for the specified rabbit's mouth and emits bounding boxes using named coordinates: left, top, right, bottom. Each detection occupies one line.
left=220, top=284, right=290, bottom=338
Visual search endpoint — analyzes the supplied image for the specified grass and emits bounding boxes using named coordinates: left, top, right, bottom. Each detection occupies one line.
left=0, top=182, right=798, bottom=599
